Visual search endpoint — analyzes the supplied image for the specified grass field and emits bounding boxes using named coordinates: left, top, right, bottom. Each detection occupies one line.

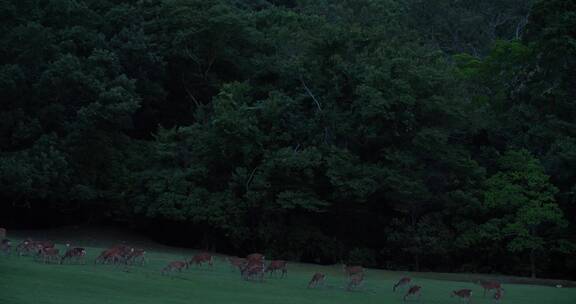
left=1, top=229, right=575, bottom=304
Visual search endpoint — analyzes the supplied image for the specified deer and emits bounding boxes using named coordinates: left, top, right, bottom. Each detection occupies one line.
left=477, top=280, right=501, bottom=297
left=246, top=253, right=265, bottom=266
left=95, top=246, right=132, bottom=265
left=241, top=263, right=265, bottom=282
left=61, top=244, right=87, bottom=264
left=162, top=260, right=188, bottom=275
left=0, top=227, right=6, bottom=239
left=240, top=253, right=267, bottom=281
left=33, top=240, right=56, bottom=249
left=39, top=247, right=60, bottom=264
left=404, top=285, right=422, bottom=302
left=394, top=277, right=412, bottom=292
left=452, top=289, right=472, bottom=303
left=308, top=272, right=326, bottom=288
left=227, top=257, right=247, bottom=271
left=265, top=260, right=288, bottom=278
left=31, top=241, right=56, bottom=261
left=126, top=248, right=146, bottom=265
left=15, top=238, right=50, bottom=256
left=16, top=239, right=32, bottom=256
left=190, top=252, right=214, bottom=267
left=107, top=251, right=130, bottom=265
left=95, top=249, right=113, bottom=264
left=346, top=272, right=365, bottom=291
left=1, top=239, right=11, bottom=255
left=343, top=264, right=364, bottom=278
left=493, top=288, right=504, bottom=303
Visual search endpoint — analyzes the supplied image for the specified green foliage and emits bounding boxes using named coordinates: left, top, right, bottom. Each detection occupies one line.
left=0, top=0, right=575, bottom=279
left=0, top=135, right=70, bottom=205
left=470, top=150, right=570, bottom=276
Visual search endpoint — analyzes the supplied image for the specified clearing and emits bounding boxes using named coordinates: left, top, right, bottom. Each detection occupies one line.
left=1, top=226, right=575, bottom=304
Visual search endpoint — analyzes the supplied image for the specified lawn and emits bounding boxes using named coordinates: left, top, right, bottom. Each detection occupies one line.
left=1, top=233, right=575, bottom=304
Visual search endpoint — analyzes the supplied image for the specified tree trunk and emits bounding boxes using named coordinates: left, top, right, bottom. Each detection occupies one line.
left=529, top=249, right=536, bottom=278
left=414, top=253, right=420, bottom=272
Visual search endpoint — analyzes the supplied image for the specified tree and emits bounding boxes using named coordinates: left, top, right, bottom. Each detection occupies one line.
left=481, top=150, right=570, bottom=278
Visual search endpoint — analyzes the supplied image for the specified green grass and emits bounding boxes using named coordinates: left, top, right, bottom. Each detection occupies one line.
left=1, top=239, right=575, bottom=304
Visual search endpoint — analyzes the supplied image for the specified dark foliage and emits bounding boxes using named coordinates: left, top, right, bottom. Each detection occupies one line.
left=0, top=0, right=574, bottom=279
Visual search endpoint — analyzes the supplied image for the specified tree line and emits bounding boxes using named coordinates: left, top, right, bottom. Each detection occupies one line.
left=0, top=0, right=574, bottom=279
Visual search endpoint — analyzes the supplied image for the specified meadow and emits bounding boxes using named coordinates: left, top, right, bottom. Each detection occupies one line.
left=1, top=230, right=575, bottom=304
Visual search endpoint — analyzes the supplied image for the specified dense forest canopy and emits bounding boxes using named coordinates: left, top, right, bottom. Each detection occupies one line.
left=0, top=0, right=575, bottom=279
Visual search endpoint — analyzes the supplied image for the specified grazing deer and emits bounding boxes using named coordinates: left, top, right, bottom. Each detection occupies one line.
left=404, top=285, right=422, bottom=302
left=1, top=239, right=11, bottom=255
left=0, top=227, right=6, bottom=239
left=394, top=277, right=412, bottom=292
left=347, top=272, right=365, bottom=291
left=452, top=289, right=472, bottom=303
left=308, top=272, right=326, bottom=288
left=95, top=249, right=112, bottom=264
left=96, top=246, right=132, bottom=265
left=61, top=244, right=87, bottom=264
left=228, top=257, right=247, bottom=271
left=477, top=280, right=501, bottom=297
left=241, top=264, right=265, bottom=282
left=265, top=260, right=288, bottom=278
left=493, top=288, right=504, bottom=303
left=162, top=261, right=188, bottom=275
left=190, top=252, right=214, bottom=267
left=343, top=264, right=364, bottom=277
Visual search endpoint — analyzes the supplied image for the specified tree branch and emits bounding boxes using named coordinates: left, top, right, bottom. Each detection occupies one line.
left=299, top=75, right=322, bottom=112
left=181, top=79, right=202, bottom=109
left=246, top=166, right=258, bottom=191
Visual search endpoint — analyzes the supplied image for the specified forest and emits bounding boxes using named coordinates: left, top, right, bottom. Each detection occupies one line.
left=0, top=0, right=574, bottom=280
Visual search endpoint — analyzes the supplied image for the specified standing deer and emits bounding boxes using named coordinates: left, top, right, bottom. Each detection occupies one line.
left=32, top=241, right=56, bottom=261
left=126, top=248, right=146, bottom=265
left=452, top=289, right=472, bottom=303
left=240, top=253, right=266, bottom=282
left=265, top=260, right=288, bottom=278
left=15, top=239, right=52, bottom=256
left=190, top=252, right=214, bottom=267
left=308, top=272, right=326, bottom=288
left=39, top=247, right=60, bottom=264
left=241, top=263, right=265, bottom=282
left=394, top=277, right=412, bottom=292
left=1, top=239, right=11, bottom=255
left=246, top=253, right=265, bottom=267
left=404, top=285, right=422, bottom=302
left=16, top=239, right=32, bottom=256
left=34, top=240, right=55, bottom=249
left=162, top=261, right=188, bottom=275
left=0, top=227, right=6, bottom=240
left=477, top=280, right=501, bottom=297
left=346, top=272, right=365, bottom=291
